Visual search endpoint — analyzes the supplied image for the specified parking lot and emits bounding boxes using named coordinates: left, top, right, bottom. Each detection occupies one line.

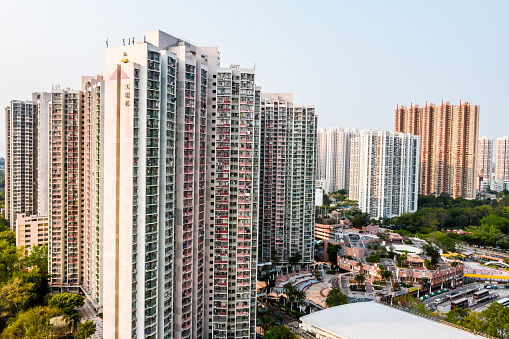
left=422, top=283, right=509, bottom=313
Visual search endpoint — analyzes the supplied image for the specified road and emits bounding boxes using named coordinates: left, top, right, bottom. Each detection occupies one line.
left=422, top=284, right=479, bottom=310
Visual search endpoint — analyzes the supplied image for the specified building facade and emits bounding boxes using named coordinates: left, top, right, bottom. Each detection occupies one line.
left=316, top=127, right=327, bottom=180
left=395, top=101, right=479, bottom=199
left=259, top=93, right=316, bottom=264
left=350, top=130, right=419, bottom=219
left=33, top=92, right=52, bottom=216
left=325, top=127, right=358, bottom=193
left=5, top=100, right=38, bottom=230
left=476, top=136, right=493, bottom=190
left=208, top=66, right=259, bottom=339
left=100, top=30, right=262, bottom=339
left=82, top=75, right=104, bottom=310
left=496, top=136, right=509, bottom=182
left=15, top=213, right=49, bottom=250
left=48, top=87, right=84, bottom=291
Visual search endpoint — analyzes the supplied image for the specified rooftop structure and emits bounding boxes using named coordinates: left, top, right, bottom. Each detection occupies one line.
left=300, top=302, right=485, bottom=339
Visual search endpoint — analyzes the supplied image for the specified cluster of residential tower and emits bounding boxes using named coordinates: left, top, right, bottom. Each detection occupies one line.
left=5, top=30, right=316, bottom=339
left=5, top=28, right=506, bottom=339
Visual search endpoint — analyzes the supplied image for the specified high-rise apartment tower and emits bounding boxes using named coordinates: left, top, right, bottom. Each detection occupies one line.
left=325, top=127, right=358, bottom=193
left=316, top=127, right=327, bottom=181
left=207, top=66, right=260, bottom=339
left=259, top=93, right=316, bottom=264
left=496, top=136, right=509, bottom=182
left=5, top=100, right=38, bottom=230
left=395, top=101, right=479, bottom=199
left=349, top=130, right=419, bottom=219
left=48, top=87, right=84, bottom=290
left=477, top=136, right=493, bottom=190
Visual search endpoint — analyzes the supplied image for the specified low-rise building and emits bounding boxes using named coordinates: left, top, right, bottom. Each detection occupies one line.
left=362, top=224, right=379, bottom=235
left=15, top=214, right=49, bottom=251
left=388, top=232, right=404, bottom=244
left=338, top=255, right=464, bottom=290
left=315, top=219, right=354, bottom=241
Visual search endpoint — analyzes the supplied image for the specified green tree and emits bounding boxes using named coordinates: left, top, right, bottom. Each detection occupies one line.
left=422, top=244, right=440, bottom=268
left=283, top=282, right=306, bottom=311
left=263, top=325, right=297, bottom=339
left=478, top=302, right=509, bottom=337
left=323, top=192, right=331, bottom=206
left=49, top=292, right=85, bottom=312
left=0, top=230, right=21, bottom=283
left=16, top=268, right=49, bottom=306
left=378, top=265, right=392, bottom=281
left=354, top=273, right=365, bottom=288
left=260, top=315, right=276, bottom=334
left=21, top=244, right=48, bottom=273
left=326, top=244, right=341, bottom=265
left=74, top=320, right=97, bottom=339
left=349, top=207, right=362, bottom=217
left=325, top=288, right=349, bottom=307
left=0, top=276, right=36, bottom=314
left=445, top=307, right=470, bottom=324
left=2, top=306, right=59, bottom=339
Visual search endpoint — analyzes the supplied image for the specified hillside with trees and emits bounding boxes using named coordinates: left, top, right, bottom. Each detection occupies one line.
left=390, top=193, right=509, bottom=249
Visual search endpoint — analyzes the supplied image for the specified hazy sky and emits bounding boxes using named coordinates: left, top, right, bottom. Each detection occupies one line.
left=1, top=0, right=508, bottom=157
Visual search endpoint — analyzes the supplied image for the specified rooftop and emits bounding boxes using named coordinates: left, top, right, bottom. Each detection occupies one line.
left=300, top=302, right=485, bottom=339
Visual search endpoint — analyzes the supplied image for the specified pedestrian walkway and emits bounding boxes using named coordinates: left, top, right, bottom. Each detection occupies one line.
left=76, top=299, right=103, bottom=339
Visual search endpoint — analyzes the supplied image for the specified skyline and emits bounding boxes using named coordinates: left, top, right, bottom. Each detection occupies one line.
left=1, top=0, right=509, bottom=157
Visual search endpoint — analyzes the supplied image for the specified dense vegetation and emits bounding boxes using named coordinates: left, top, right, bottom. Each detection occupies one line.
left=392, top=193, right=509, bottom=249
left=0, top=215, right=96, bottom=338
left=394, top=293, right=509, bottom=338
left=325, top=288, right=349, bottom=308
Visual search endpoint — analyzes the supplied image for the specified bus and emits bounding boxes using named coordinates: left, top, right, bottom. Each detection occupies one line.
left=473, top=290, right=490, bottom=300
left=451, top=298, right=469, bottom=309
left=497, top=298, right=509, bottom=307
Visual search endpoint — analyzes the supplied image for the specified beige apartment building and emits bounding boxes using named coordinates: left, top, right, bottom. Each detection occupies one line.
left=15, top=214, right=49, bottom=250
left=81, top=75, right=104, bottom=310
left=477, top=136, right=493, bottom=189
left=316, top=127, right=327, bottom=180
left=395, top=101, right=479, bottom=199
left=496, top=136, right=509, bottom=181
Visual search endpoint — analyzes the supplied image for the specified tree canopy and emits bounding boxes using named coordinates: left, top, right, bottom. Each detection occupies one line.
left=325, top=288, right=349, bottom=308
left=263, top=325, right=297, bottom=339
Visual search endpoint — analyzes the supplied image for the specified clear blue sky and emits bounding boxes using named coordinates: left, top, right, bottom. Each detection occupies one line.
left=1, top=0, right=508, bottom=157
